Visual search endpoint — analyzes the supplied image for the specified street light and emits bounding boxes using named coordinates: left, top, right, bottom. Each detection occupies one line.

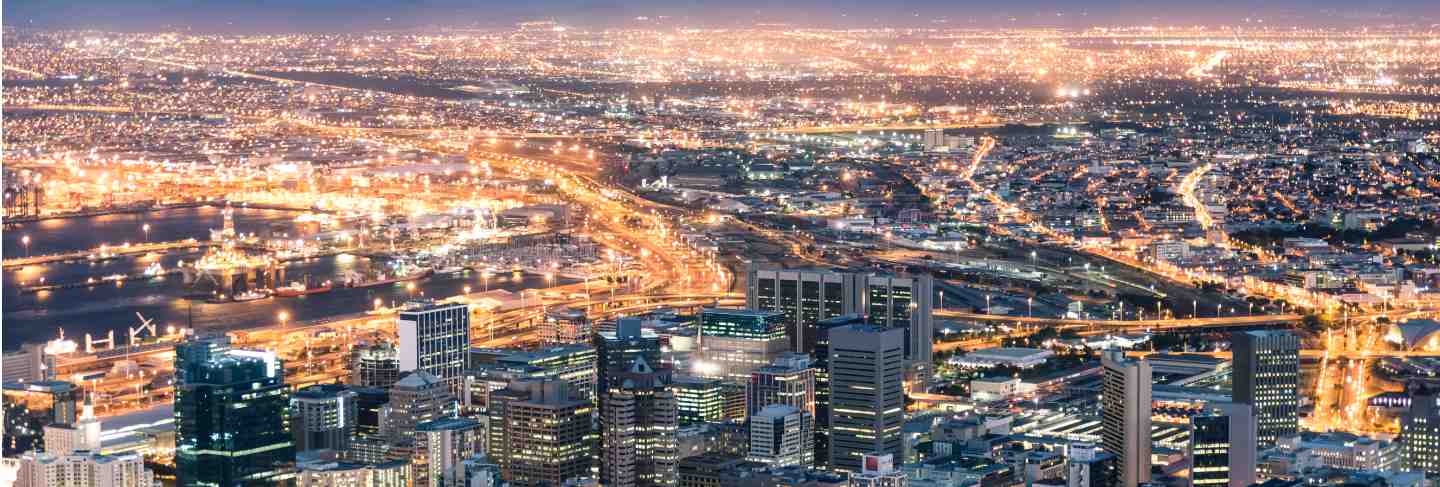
left=142, top=223, right=150, bottom=243
left=278, top=311, right=290, bottom=328
left=22, top=235, right=31, bottom=257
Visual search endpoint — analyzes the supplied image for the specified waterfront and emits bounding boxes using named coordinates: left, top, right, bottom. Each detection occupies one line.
left=1, top=207, right=569, bottom=350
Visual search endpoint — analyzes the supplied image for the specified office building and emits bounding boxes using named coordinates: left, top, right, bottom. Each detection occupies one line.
left=384, top=371, right=458, bottom=449
left=1188, top=402, right=1256, bottom=487
left=672, top=376, right=725, bottom=427
left=2, top=381, right=81, bottom=456
left=413, top=417, right=483, bottom=487
left=596, top=318, right=663, bottom=411
left=543, top=307, right=591, bottom=346
left=487, top=379, right=592, bottom=486
left=811, top=313, right=867, bottom=470
left=1100, top=350, right=1151, bottom=487
left=398, top=301, right=471, bottom=393
left=2, top=343, right=52, bottom=384
left=41, top=396, right=100, bottom=455
left=864, top=274, right=934, bottom=388
left=463, top=457, right=505, bottom=487
left=291, top=384, right=359, bottom=454
left=746, top=267, right=861, bottom=353
left=747, top=405, right=811, bottom=468
left=1232, top=330, right=1300, bottom=449
left=849, top=453, right=907, bottom=487
left=747, top=353, right=816, bottom=416
left=693, top=308, right=788, bottom=383
left=295, top=459, right=410, bottom=487
left=1403, top=382, right=1440, bottom=473
left=827, top=325, right=905, bottom=472
left=347, top=387, right=391, bottom=464
left=602, top=357, right=679, bottom=487
left=470, top=345, right=598, bottom=404
left=352, top=342, right=402, bottom=389
left=174, top=348, right=294, bottom=486
left=1066, top=443, right=1118, bottom=487
left=13, top=450, right=155, bottom=487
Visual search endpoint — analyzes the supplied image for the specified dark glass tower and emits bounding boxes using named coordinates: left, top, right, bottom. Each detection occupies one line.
left=175, top=349, right=294, bottom=486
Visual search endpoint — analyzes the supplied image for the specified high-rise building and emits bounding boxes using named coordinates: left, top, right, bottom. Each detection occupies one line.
left=811, top=313, right=867, bottom=470
left=1101, top=350, right=1152, bottom=487
left=595, top=318, right=662, bottom=411
left=747, top=353, right=816, bottom=417
left=347, top=387, right=391, bottom=464
left=672, top=376, right=725, bottom=427
left=352, top=342, right=402, bottom=389
left=1232, top=330, right=1300, bottom=449
left=295, top=459, right=410, bottom=487
left=487, top=379, right=593, bottom=486
left=413, top=417, right=483, bottom=487
left=747, top=405, right=810, bottom=468
left=2, top=343, right=52, bottom=384
left=398, top=301, right=471, bottom=394
left=849, top=453, right=908, bottom=487
left=174, top=348, right=294, bottom=486
left=542, top=307, right=592, bottom=346
left=827, top=324, right=905, bottom=473
left=42, top=396, right=100, bottom=456
left=291, top=384, right=359, bottom=454
left=693, top=308, right=788, bottom=383
left=746, top=267, right=861, bottom=353
left=384, top=371, right=458, bottom=451
left=1188, top=402, right=1257, bottom=487
left=601, top=358, right=679, bottom=487
left=863, top=274, right=934, bottom=388
left=922, top=129, right=944, bottom=150
left=1402, top=382, right=1440, bottom=473
left=1066, top=443, right=1118, bottom=487
left=14, top=450, right=156, bottom=487
left=3, top=381, right=81, bottom=456
left=470, top=345, right=598, bottom=404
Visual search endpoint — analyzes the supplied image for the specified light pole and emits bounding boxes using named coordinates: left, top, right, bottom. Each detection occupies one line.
left=22, top=235, right=31, bottom=257
left=142, top=223, right=150, bottom=243
left=278, top=311, right=290, bottom=329
left=1193, top=300, right=1198, bottom=318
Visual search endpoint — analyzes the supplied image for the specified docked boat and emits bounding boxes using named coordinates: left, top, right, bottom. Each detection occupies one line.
left=345, top=269, right=432, bottom=288
left=275, top=280, right=334, bottom=297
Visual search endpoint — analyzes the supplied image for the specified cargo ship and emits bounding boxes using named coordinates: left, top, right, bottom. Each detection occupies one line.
left=275, top=280, right=334, bottom=297
left=344, top=268, right=432, bottom=288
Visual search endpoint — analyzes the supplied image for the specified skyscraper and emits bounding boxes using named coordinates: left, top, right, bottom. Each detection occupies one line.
left=42, top=396, right=100, bottom=455
left=1402, top=381, right=1440, bottom=473
left=1187, top=402, right=1256, bottom=487
left=352, top=341, right=402, bottom=389
left=671, top=376, right=725, bottom=427
left=347, top=386, right=391, bottom=464
left=746, top=352, right=816, bottom=417
left=692, top=308, right=788, bottom=383
left=3, top=381, right=81, bottom=456
left=746, top=266, right=862, bottom=353
left=595, top=317, right=662, bottom=412
left=174, top=348, right=294, bottom=486
left=291, top=384, right=359, bottom=454
left=1232, top=330, right=1299, bottom=449
left=542, top=307, right=592, bottom=346
left=14, top=450, right=156, bottom=487
left=487, top=379, right=593, bottom=486
left=863, top=274, right=934, bottom=388
left=1100, top=350, right=1151, bottom=487
left=827, top=324, right=905, bottom=473
left=747, top=404, right=811, bottom=468
left=601, top=358, right=679, bottom=487
left=413, top=417, right=483, bottom=487
left=811, top=313, right=867, bottom=470
left=384, top=371, right=458, bottom=451
left=398, top=301, right=471, bottom=394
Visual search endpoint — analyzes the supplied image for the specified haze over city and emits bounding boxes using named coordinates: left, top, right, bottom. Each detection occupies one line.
left=2, top=2, right=1439, bottom=487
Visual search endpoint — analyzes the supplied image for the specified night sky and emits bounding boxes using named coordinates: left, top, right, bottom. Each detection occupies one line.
left=3, top=0, right=1438, bottom=32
